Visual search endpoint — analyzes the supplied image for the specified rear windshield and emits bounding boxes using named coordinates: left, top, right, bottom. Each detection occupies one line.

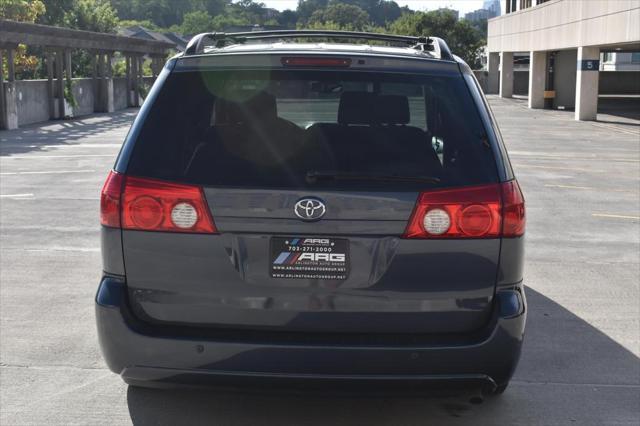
left=127, top=68, right=498, bottom=190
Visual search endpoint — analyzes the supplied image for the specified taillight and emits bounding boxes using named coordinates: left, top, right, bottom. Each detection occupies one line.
left=403, top=181, right=525, bottom=239
left=501, top=180, right=526, bottom=237
left=99, top=171, right=217, bottom=234
left=100, top=170, right=123, bottom=228
left=281, top=57, right=352, bottom=67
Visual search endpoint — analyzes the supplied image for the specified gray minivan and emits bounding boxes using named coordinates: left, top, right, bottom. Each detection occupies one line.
left=96, top=31, right=526, bottom=395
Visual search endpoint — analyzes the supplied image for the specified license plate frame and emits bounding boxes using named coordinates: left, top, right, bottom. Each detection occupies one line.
left=270, top=237, right=349, bottom=280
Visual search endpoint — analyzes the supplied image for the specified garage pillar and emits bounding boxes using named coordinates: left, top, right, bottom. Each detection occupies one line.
left=575, top=46, right=600, bottom=121
left=487, top=52, right=500, bottom=94
left=95, top=52, right=115, bottom=113
left=499, top=52, right=513, bottom=98
left=2, top=48, right=19, bottom=130
left=528, top=51, right=546, bottom=109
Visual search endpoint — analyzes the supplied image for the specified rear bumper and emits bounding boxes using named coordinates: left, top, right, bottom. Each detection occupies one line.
left=96, top=277, right=526, bottom=391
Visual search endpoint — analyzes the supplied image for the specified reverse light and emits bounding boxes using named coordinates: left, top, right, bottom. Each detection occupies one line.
left=99, top=171, right=217, bottom=234
left=423, top=208, right=451, bottom=235
left=171, top=202, right=199, bottom=229
left=404, top=181, right=525, bottom=239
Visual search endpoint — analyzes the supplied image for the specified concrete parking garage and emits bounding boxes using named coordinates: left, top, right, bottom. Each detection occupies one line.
left=0, top=97, right=639, bottom=424
left=486, top=0, right=640, bottom=121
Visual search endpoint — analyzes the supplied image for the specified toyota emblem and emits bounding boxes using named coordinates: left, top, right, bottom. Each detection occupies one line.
left=294, top=198, right=326, bottom=221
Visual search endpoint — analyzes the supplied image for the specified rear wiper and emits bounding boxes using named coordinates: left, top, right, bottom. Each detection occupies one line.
left=306, top=171, right=440, bottom=184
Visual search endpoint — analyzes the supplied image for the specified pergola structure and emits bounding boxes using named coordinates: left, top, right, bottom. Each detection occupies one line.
left=0, top=19, right=174, bottom=129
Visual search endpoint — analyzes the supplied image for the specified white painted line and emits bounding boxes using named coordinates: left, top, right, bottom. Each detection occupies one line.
left=545, top=184, right=593, bottom=190
left=38, top=143, right=121, bottom=148
left=0, top=169, right=95, bottom=176
left=0, top=193, right=34, bottom=198
left=544, top=184, right=635, bottom=193
left=516, top=164, right=605, bottom=173
left=2, top=154, right=114, bottom=159
left=509, top=151, right=639, bottom=162
left=591, top=122, right=640, bottom=136
left=592, top=213, right=640, bottom=220
left=24, top=247, right=100, bottom=252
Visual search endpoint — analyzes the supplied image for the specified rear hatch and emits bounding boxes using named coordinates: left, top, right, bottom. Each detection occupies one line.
left=119, top=55, right=502, bottom=334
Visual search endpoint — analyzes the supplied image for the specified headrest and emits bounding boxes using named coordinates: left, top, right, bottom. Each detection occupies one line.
left=338, top=92, right=375, bottom=125
left=213, top=91, right=278, bottom=125
left=213, top=97, right=242, bottom=125
left=241, top=91, right=278, bottom=121
left=375, top=95, right=410, bottom=125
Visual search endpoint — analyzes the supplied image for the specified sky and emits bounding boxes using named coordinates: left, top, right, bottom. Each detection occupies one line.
left=261, top=1, right=487, bottom=14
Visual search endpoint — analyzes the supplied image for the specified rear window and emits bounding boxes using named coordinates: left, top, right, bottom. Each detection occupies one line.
left=127, top=68, right=498, bottom=190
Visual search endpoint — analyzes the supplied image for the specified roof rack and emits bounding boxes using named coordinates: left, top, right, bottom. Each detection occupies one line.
left=184, top=30, right=453, bottom=61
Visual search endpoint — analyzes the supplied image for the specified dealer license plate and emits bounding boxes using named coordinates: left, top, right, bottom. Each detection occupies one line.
left=270, top=237, right=349, bottom=280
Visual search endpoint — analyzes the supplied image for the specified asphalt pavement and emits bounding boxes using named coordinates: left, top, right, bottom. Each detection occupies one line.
left=0, top=97, right=639, bottom=425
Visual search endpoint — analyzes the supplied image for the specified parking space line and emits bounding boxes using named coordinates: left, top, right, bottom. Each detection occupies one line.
left=592, top=213, right=640, bottom=220
left=0, top=169, right=95, bottom=175
left=2, top=154, right=114, bottom=159
left=22, top=247, right=101, bottom=252
left=591, top=122, right=640, bottom=136
left=515, top=164, right=605, bottom=173
left=0, top=193, right=34, bottom=198
left=544, top=184, right=634, bottom=193
left=38, top=143, right=121, bottom=148
left=509, top=151, right=639, bottom=162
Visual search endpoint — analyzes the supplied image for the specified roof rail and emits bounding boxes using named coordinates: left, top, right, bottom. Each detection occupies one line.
left=415, top=37, right=453, bottom=61
left=184, top=30, right=453, bottom=60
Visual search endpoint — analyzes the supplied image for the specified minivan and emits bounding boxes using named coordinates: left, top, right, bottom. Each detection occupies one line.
left=96, top=30, right=526, bottom=395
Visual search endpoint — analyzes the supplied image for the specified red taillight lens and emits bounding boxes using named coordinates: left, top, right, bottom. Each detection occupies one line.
left=100, top=170, right=124, bottom=228
left=403, top=181, right=525, bottom=239
left=100, top=171, right=216, bottom=234
left=281, top=57, right=352, bottom=67
left=501, top=180, right=526, bottom=237
left=121, top=176, right=216, bottom=233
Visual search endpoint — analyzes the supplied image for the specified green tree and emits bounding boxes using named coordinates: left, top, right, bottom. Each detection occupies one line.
left=37, top=0, right=73, bottom=25
left=335, top=0, right=401, bottom=26
left=190, top=0, right=229, bottom=17
left=278, top=9, right=298, bottom=28
left=296, top=0, right=328, bottom=24
left=390, top=9, right=485, bottom=68
left=63, top=0, right=118, bottom=33
left=0, top=0, right=45, bottom=21
left=210, top=13, right=249, bottom=30
left=308, top=3, right=370, bottom=31
left=179, top=10, right=212, bottom=35
left=0, top=0, right=46, bottom=78
left=118, top=19, right=162, bottom=31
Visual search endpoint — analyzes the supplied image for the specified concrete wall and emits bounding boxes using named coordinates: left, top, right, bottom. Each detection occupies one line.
left=113, top=78, right=128, bottom=111
left=71, top=78, right=95, bottom=117
left=474, top=69, right=528, bottom=95
left=473, top=70, right=488, bottom=92
left=488, top=0, right=640, bottom=52
left=9, top=76, right=141, bottom=127
left=554, top=49, right=578, bottom=109
left=16, top=78, right=96, bottom=127
left=14, top=80, right=49, bottom=126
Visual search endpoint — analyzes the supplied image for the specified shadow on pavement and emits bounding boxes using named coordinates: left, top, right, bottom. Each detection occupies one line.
left=0, top=110, right=137, bottom=157
left=125, top=288, right=640, bottom=425
left=598, top=96, right=640, bottom=122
